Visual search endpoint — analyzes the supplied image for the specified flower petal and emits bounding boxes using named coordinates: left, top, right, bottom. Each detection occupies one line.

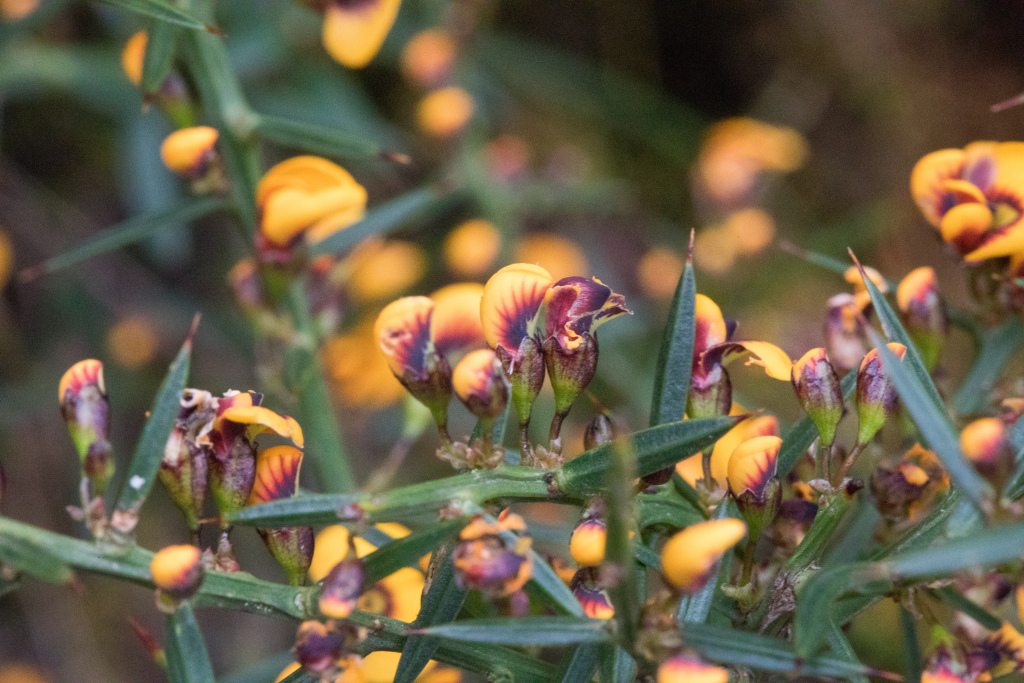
left=661, top=518, right=746, bottom=592
left=706, top=340, right=792, bottom=380
left=480, top=263, right=553, bottom=352
left=247, top=445, right=303, bottom=505
left=431, top=283, right=486, bottom=354
left=59, top=359, right=105, bottom=402
left=322, top=0, right=402, bottom=69
left=160, top=126, right=219, bottom=176
left=941, top=202, right=993, bottom=255
left=219, top=405, right=304, bottom=448
left=374, top=296, right=434, bottom=379
left=910, top=148, right=967, bottom=226
left=727, top=435, right=781, bottom=497
left=543, top=276, right=630, bottom=350
left=694, top=294, right=728, bottom=360
left=452, top=348, right=501, bottom=406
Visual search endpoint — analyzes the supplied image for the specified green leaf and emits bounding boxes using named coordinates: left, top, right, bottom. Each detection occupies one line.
left=112, top=323, right=194, bottom=522
left=309, top=186, right=457, bottom=258
left=869, top=331, right=993, bottom=514
left=218, top=652, right=295, bottom=683
left=900, top=605, right=922, bottom=683
left=681, top=622, right=896, bottom=679
left=603, top=440, right=640, bottom=647
left=557, top=416, right=741, bottom=495
left=94, top=0, right=216, bottom=32
left=19, top=198, right=228, bottom=281
left=362, top=518, right=468, bottom=586
left=825, top=620, right=870, bottom=683
left=227, top=466, right=560, bottom=528
left=636, top=487, right=705, bottom=531
left=777, top=372, right=856, bottom=479
left=524, top=549, right=584, bottom=617
left=418, top=616, right=611, bottom=646
left=871, top=490, right=962, bottom=560
left=677, top=500, right=733, bottom=623
left=140, top=19, right=179, bottom=94
left=649, top=247, right=695, bottom=426
left=394, top=546, right=467, bottom=683
left=165, top=604, right=217, bottom=683
left=597, top=645, right=635, bottom=683
left=255, top=114, right=384, bottom=160
left=953, top=317, right=1024, bottom=416
left=929, top=586, right=1002, bottom=631
left=0, top=534, right=75, bottom=584
left=559, top=644, right=599, bottom=683
left=852, top=252, right=946, bottom=416
left=633, top=543, right=661, bottom=571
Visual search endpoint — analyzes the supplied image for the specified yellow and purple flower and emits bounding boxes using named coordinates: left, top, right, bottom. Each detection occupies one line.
left=481, top=263, right=554, bottom=457
left=855, top=343, right=907, bottom=446
left=676, top=414, right=780, bottom=491
left=661, top=518, right=746, bottom=594
left=657, top=653, right=729, bottom=683
left=824, top=293, right=868, bottom=370
left=960, top=417, right=1011, bottom=487
left=246, top=445, right=314, bottom=586
left=570, top=567, right=614, bottom=619
left=308, top=0, right=401, bottom=69
left=791, top=348, right=843, bottom=447
left=728, top=435, right=782, bottom=541
left=59, top=359, right=113, bottom=495
left=160, top=126, right=219, bottom=180
left=150, top=544, right=204, bottom=610
left=569, top=517, right=607, bottom=567
left=319, top=554, right=365, bottom=619
left=896, top=266, right=948, bottom=371
left=453, top=510, right=533, bottom=597
left=541, top=276, right=630, bottom=448
left=911, top=142, right=1024, bottom=262
left=293, top=620, right=346, bottom=678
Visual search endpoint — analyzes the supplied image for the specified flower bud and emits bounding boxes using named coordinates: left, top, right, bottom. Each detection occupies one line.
left=897, top=267, right=948, bottom=371
left=319, top=556, right=365, bottom=619
left=728, top=435, right=782, bottom=541
left=657, top=654, right=729, bottom=683
left=452, top=349, right=507, bottom=420
left=921, top=663, right=966, bottom=683
left=416, top=87, right=475, bottom=138
left=570, top=567, right=614, bottom=619
left=248, top=446, right=314, bottom=586
left=791, top=348, right=843, bottom=446
left=661, top=518, right=746, bottom=593
left=159, top=424, right=207, bottom=534
left=400, top=29, right=456, bottom=87
left=443, top=219, right=501, bottom=277
left=569, top=518, right=606, bottom=567
left=960, top=417, right=1011, bottom=488
left=584, top=413, right=614, bottom=451
left=121, top=32, right=147, bottom=86
left=375, top=297, right=453, bottom=435
left=453, top=510, right=533, bottom=597
left=294, top=621, right=344, bottom=677
left=59, top=359, right=113, bottom=495
left=855, top=343, right=906, bottom=445
left=824, top=293, right=868, bottom=370
left=320, top=0, right=401, bottom=69
left=151, top=544, right=203, bottom=610
left=161, top=126, right=219, bottom=179
left=687, top=362, right=732, bottom=420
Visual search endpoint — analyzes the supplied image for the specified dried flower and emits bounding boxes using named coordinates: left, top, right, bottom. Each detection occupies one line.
left=570, top=567, right=614, bottom=619
left=319, top=555, right=364, bottom=619
left=293, top=621, right=345, bottom=677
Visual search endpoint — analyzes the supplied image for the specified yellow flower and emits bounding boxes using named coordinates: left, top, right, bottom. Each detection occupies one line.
left=727, top=435, right=782, bottom=498
left=400, top=29, right=456, bottom=87
left=321, top=0, right=401, bottom=68
left=106, top=316, right=160, bottom=369
left=150, top=545, right=203, bottom=599
left=374, top=296, right=435, bottom=380
left=569, top=518, right=606, bottom=567
left=514, top=234, right=588, bottom=281
left=443, top=219, right=501, bottom=277
left=911, top=142, right=1024, bottom=261
left=256, top=156, right=367, bottom=250
left=323, top=319, right=406, bottom=409
left=570, top=567, right=614, bottom=619
left=896, top=266, right=947, bottom=370
left=161, top=126, right=219, bottom=178
left=676, top=413, right=779, bottom=489
left=480, top=264, right=553, bottom=357
left=121, top=31, right=147, bottom=86
left=657, top=654, right=729, bottom=683
left=346, top=239, right=427, bottom=303
left=453, top=511, right=533, bottom=596
left=637, top=247, right=685, bottom=300
left=417, top=87, right=475, bottom=138
left=431, top=283, right=486, bottom=354
left=724, top=208, right=776, bottom=255
left=661, top=518, right=746, bottom=593
left=452, top=349, right=506, bottom=419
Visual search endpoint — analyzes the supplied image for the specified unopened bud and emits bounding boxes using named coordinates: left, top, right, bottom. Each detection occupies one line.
left=294, top=621, right=344, bottom=677
left=687, top=363, right=732, bottom=420
left=661, top=519, right=746, bottom=594
left=657, top=654, right=729, bottom=683
left=159, top=426, right=207, bottom=533
left=791, top=348, right=843, bottom=446
left=569, top=518, right=606, bottom=567
left=452, top=349, right=507, bottom=420
left=896, top=267, right=948, bottom=371
left=151, top=544, right=203, bottom=611
left=453, top=510, right=533, bottom=597
left=855, top=343, right=906, bottom=445
left=59, top=359, right=113, bottom=495
left=318, top=556, right=364, bottom=619
left=728, top=436, right=782, bottom=541
left=161, top=126, right=219, bottom=179
left=570, top=567, right=614, bottom=619
left=960, top=417, right=1011, bottom=488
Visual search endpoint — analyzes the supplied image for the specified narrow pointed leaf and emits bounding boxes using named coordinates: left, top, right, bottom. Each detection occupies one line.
left=604, top=440, right=640, bottom=644
left=682, top=622, right=896, bottom=679
left=649, top=252, right=695, bottom=426
left=165, top=604, right=217, bottom=683
left=141, top=19, right=179, bottom=94
left=929, top=586, right=1002, bottom=631
left=598, top=645, right=635, bottom=683
left=310, top=186, right=456, bottom=257
left=560, top=644, right=599, bottom=683
left=870, top=332, right=992, bottom=513
left=255, top=114, right=383, bottom=160
left=362, top=518, right=468, bottom=585
left=525, top=549, right=585, bottom=616
left=778, top=372, right=856, bottom=479
left=95, top=0, right=214, bottom=31
left=419, top=616, right=611, bottom=646
left=557, top=415, right=741, bottom=495
left=825, top=620, right=871, bottom=683
left=113, top=324, right=194, bottom=521
left=20, top=198, right=228, bottom=281
left=953, top=317, right=1024, bottom=416
left=900, top=605, right=922, bottom=683
left=0, top=534, right=74, bottom=584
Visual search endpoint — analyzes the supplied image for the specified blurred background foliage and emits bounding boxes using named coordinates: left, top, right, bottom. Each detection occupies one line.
left=3, top=1, right=1024, bottom=680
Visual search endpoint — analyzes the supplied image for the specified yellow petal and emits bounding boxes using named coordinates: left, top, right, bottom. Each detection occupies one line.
left=374, top=296, right=434, bottom=378
left=261, top=185, right=367, bottom=247
left=940, top=202, right=992, bottom=255
left=256, top=156, right=358, bottom=206
left=347, top=240, right=426, bottom=302
left=121, top=31, right=147, bottom=86
left=160, top=126, right=219, bottom=175
left=694, top=294, right=727, bottom=357
left=727, top=435, right=781, bottom=497
left=218, top=405, right=304, bottom=448
left=910, top=148, right=967, bottom=227
left=431, top=282, right=486, bottom=353
left=896, top=266, right=939, bottom=312
left=480, top=263, right=553, bottom=351
left=966, top=222, right=1024, bottom=262
left=322, top=0, right=402, bottom=69
left=732, top=340, right=793, bottom=380
left=247, top=445, right=303, bottom=505
left=661, top=518, right=746, bottom=592
left=452, top=348, right=500, bottom=405
left=59, top=358, right=105, bottom=402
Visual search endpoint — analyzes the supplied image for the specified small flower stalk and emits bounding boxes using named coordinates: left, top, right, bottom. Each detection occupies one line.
left=541, top=276, right=630, bottom=452
left=453, top=510, right=533, bottom=597
left=151, top=544, right=204, bottom=613
left=481, top=264, right=553, bottom=461
left=897, top=267, right=948, bottom=371
left=246, top=446, right=314, bottom=586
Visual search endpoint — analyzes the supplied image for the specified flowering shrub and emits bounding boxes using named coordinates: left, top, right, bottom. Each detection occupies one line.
left=6, top=3, right=1024, bottom=683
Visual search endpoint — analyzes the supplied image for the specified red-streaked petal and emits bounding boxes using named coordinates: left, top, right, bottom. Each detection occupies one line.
left=480, top=263, right=553, bottom=353
left=374, top=296, right=434, bottom=379
left=694, top=294, right=727, bottom=360
left=727, top=435, right=781, bottom=497
left=543, top=276, right=630, bottom=350
left=219, top=405, right=304, bottom=448
left=431, top=283, right=485, bottom=354
left=452, top=348, right=500, bottom=404
left=248, top=445, right=303, bottom=505
left=59, top=359, right=105, bottom=402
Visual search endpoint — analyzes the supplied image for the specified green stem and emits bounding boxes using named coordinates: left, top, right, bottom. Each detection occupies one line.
left=785, top=490, right=854, bottom=572
left=740, top=536, right=757, bottom=586
left=836, top=442, right=867, bottom=484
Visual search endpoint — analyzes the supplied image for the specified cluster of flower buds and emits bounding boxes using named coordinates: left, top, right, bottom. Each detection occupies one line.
left=158, top=388, right=303, bottom=568
left=150, top=544, right=204, bottom=613
left=452, top=510, right=533, bottom=597
left=376, top=263, right=630, bottom=468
